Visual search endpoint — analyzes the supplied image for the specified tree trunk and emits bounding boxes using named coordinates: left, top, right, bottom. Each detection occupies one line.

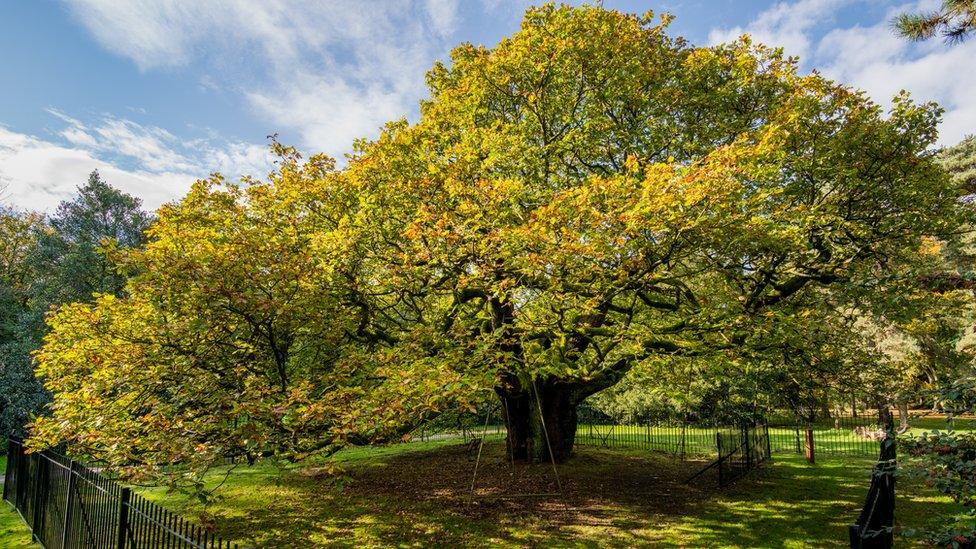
left=896, top=401, right=911, bottom=434
left=497, top=379, right=583, bottom=463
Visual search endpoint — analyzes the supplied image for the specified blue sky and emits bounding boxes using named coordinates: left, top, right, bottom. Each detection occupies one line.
left=1, top=0, right=973, bottom=211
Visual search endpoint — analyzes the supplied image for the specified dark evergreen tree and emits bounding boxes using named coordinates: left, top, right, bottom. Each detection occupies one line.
left=895, top=0, right=976, bottom=44
left=0, top=171, right=152, bottom=439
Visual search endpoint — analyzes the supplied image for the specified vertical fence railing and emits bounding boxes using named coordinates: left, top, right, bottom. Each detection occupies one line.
left=848, top=412, right=896, bottom=549
left=682, top=420, right=771, bottom=488
left=715, top=421, right=772, bottom=487
left=572, top=409, right=933, bottom=459
left=2, top=438, right=238, bottom=548
left=410, top=404, right=956, bottom=465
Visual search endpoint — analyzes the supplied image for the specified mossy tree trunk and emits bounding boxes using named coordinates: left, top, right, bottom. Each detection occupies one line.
left=497, top=378, right=588, bottom=463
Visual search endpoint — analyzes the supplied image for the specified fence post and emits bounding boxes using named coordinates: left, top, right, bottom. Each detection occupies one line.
left=30, top=453, right=47, bottom=535
left=16, top=442, right=28, bottom=509
left=2, top=438, right=12, bottom=501
left=743, top=424, right=752, bottom=470
left=805, top=429, right=816, bottom=464
left=116, top=487, right=131, bottom=549
left=680, top=422, right=687, bottom=460
left=716, top=431, right=723, bottom=487
left=61, top=460, right=77, bottom=549
left=764, top=421, right=772, bottom=461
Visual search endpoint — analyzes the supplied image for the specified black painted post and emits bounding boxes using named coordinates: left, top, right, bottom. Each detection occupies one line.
left=116, top=487, right=131, bottom=549
left=764, top=421, right=772, bottom=461
left=743, top=424, right=752, bottom=471
left=849, top=524, right=861, bottom=548
left=716, top=432, right=723, bottom=487
left=2, top=438, right=12, bottom=501
left=680, top=423, right=687, bottom=460
left=61, top=460, right=77, bottom=549
left=16, top=443, right=28, bottom=509
left=30, top=454, right=46, bottom=535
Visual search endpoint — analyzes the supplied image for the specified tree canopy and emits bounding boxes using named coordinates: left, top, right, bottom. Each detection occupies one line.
left=0, top=172, right=152, bottom=439
left=30, top=5, right=972, bottom=470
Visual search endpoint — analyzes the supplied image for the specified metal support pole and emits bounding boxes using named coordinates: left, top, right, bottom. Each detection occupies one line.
left=716, top=431, right=723, bottom=487
left=743, top=424, right=752, bottom=470
left=2, top=438, right=12, bottom=501
left=805, top=429, right=816, bottom=464
left=764, top=421, right=772, bottom=461
left=16, top=443, right=28, bottom=509
left=30, top=454, right=46, bottom=533
left=116, top=487, right=131, bottom=549
left=61, top=460, right=78, bottom=549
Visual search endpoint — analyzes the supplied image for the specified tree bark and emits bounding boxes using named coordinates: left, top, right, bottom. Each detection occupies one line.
left=497, top=378, right=585, bottom=463
left=896, top=401, right=911, bottom=434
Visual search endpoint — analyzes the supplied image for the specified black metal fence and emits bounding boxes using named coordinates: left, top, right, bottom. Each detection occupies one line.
left=848, top=415, right=897, bottom=549
left=574, top=407, right=976, bottom=459
left=2, top=438, right=237, bottom=548
left=575, top=406, right=721, bottom=457
left=715, top=422, right=772, bottom=487
left=767, top=413, right=891, bottom=457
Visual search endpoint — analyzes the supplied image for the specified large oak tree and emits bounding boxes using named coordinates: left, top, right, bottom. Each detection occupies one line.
left=32, top=6, right=969, bottom=468
left=340, top=6, right=966, bottom=461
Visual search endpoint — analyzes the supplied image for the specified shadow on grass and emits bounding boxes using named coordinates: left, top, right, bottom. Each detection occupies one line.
left=139, top=442, right=959, bottom=548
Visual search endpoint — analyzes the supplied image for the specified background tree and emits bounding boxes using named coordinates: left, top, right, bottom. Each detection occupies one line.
left=0, top=171, right=151, bottom=439
left=0, top=209, right=44, bottom=439
left=0, top=209, right=40, bottom=343
left=941, top=136, right=976, bottom=195
left=895, top=0, right=976, bottom=43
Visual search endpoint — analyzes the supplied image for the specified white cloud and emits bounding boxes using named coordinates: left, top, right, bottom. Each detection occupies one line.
left=815, top=5, right=976, bottom=144
left=51, top=110, right=274, bottom=176
left=708, top=0, right=853, bottom=59
left=47, top=108, right=195, bottom=172
left=0, top=126, right=195, bottom=212
left=62, top=0, right=464, bottom=154
left=202, top=141, right=277, bottom=180
left=426, top=0, right=460, bottom=37
left=0, top=110, right=276, bottom=212
left=8, top=0, right=485, bottom=212
left=246, top=75, right=410, bottom=155
left=709, top=0, right=976, bottom=145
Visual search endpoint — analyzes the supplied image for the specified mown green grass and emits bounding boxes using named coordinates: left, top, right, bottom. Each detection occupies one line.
left=1, top=454, right=38, bottom=548
left=0, top=435, right=956, bottom=547
left=135, top=440, right=958, bottom=548
left=0, top=503, right=36, bottom=548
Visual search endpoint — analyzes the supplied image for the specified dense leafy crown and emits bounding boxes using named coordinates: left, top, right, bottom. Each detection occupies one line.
left=29, top=5, right=969, bottom=478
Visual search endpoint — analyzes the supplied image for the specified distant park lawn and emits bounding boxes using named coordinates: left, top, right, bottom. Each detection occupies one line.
left=134, top=440, right=957, bottom=548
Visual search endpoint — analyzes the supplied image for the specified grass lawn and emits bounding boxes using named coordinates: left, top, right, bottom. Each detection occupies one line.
left=1, top=454, right=37, bottom=548
left=0, top=503, right=35, bottom=548
left=137, top=440, right=958, bottom=548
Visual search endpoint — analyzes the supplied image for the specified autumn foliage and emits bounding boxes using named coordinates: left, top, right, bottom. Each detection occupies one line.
left=29, top=5, right=970, bottom=472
